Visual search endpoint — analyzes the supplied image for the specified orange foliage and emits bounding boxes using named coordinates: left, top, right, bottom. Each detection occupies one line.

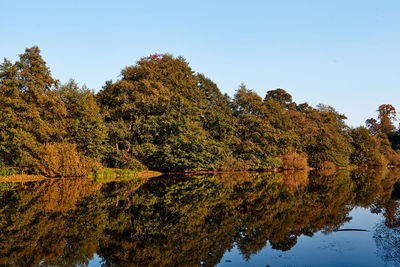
left=34, top=142, right=99, bottom=177
left=281, top=150, right=308, bottom=170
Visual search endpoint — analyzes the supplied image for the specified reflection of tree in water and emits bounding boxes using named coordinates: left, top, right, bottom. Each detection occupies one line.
left=370, top=179, right=400, bottom=228
left=393, top=182, right=400, bottom=199
left=0, top=178, right=105, bottom=266
left=0, top=169, right=400, bottom=266
left=97, top=170, right=361, bottom=265
left=374, top=219, right=400, bottom=266
left=382, top=200, right=400, bottom=229
left=373, top=181, right=400, bottom=266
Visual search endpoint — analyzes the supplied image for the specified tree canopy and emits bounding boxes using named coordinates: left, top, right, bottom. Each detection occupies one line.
left=1, top=47, right=400, bottom=175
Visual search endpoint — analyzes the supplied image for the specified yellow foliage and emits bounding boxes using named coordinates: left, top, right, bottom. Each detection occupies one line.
left=34, top=142, right=98, bottom=177
left=369, top=152, right=389, bottom=166
left=281, top=170, right=309, bottom=190
left=384, top=151, right=400, bottom=166
left=319, top=161, right=336, bottom=170
left=36, top=179, right=101, bottom=212
left=281, top=150, right=308, bottom=170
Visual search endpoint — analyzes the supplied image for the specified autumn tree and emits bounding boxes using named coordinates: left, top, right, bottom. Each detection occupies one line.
left=377, top=104, right=397, bottom=135
left=0, top=47, right=105, bottom=175
left=3, top=47, right=397, bottom=173
left=365, top=104, right=400, bottom=165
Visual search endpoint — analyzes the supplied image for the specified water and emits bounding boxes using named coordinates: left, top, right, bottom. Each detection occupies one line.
left=0, top=168, right=399, bottom=266
left=218, top=208, right=388, bottom=267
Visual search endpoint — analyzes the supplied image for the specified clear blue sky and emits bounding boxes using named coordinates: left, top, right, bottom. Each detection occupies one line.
left=1, top=0, right=400, bottom=126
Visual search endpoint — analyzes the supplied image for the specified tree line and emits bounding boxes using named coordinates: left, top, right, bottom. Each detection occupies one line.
left=1, top=46, right=400, bottom=175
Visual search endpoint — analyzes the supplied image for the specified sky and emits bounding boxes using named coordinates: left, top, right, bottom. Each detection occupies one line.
left=1, top=0, right=400, bottom=126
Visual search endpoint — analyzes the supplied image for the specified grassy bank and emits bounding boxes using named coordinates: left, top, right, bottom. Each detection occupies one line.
left=88, top=168, right=161, bottom=181
left=0, top=168, right=162, bottom=182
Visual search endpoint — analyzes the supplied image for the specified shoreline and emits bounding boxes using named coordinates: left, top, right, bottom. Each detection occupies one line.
left=164, top=165, right=399, bottom=176
left=1, top=165, right=398, bottom=182
left=0, top=170, right=163, bottom=183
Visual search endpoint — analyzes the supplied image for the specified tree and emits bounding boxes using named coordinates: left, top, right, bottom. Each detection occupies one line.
left=58, top=80, right=107, bottom=160
left=350, top=127, right=386, bottom=166
left=0, top=59, right=26, bottom=166
left=196, top=74, right=237, bottom=168
left=264, top=88, right=295, bottom=109
left=232, top=84, right=297, bottom=169
left=365, top=104, right=400, bottom=165
left=290, top=104, right=352, bottom=167
left=15, top=46, right=67, bottom=144
left=366, top=118, right=379, bottom=135
left=97, top=54, right=225, bottom=171
left=0, top=47, right=67, bottom=171
left=377, top=104, right=397, bottom=135
left=196, top=73, right=235, bottom=143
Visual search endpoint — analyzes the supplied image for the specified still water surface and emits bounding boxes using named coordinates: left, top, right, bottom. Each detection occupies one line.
left=1, top=168, right=400, bottom=266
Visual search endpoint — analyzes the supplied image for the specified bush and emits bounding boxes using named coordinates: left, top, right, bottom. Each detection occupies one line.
left=369, top=152, right=389, bottom=166
left=384, top=151, right=400, bottom=165
left=0, top=166, right=17, bottom=177
left=281, top=170, right=309, bottom=190
left=106, top=152, right=145, bottom=171
left=281, top=150, right=308, bottom=170
left=33, top=142, right=99, bottom=177
left=319, top=161, right=336, bottom=170
left=90, top=168, right=138, bottom=180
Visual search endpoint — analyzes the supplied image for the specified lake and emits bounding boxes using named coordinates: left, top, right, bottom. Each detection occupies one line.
left=1, top=168, right=400, bottom=266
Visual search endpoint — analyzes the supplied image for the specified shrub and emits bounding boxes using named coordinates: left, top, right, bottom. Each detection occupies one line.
left=319, top=161, right=336, bottom=170
left=281, top=150, right=308, bottom=170
left=33, top=142, right=98, bottom=177
left=384, top=151, right=400, bottom=165
left=369, top=152, right=389, bottom=166
left=281, top=170, right=309, bottom=190
left=106, top=152, right=145, bottom=171
left=0, top=166, right=17, bottom=177
left=90, top=168, right=138, bottom=180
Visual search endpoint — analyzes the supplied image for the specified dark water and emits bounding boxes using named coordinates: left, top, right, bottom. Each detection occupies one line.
left=1, top=169, right=400, bottom=267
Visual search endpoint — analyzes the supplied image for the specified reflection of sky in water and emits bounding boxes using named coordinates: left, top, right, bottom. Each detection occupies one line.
left=374, top=220, right=400, bottom=266
left=88, top=254, right=102, bottom=267
left=216, top=208, right=395, bottom=267
left=85, top=207, right=399, bottom=267
left=4, top=172, right=396, bottom=267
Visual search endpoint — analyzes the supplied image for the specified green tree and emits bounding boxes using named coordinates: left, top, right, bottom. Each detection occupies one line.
left=232, top=84, right=297, bottom=169
left=290, top=104, right=352, bottom=167
left=196, top=74, right=238, bottom=168
left=264, top=88, right=295, bottom=109
left=0, top=59, right=27, bottom=167
left=97, top=54, right=224, bottom=171
left=15, top=46, right=67, bottom=143
left=0, top=46, right=67, bottom=171
left=58, top=80, right=107, bottom=160
left=366, top=104, right=400, bottom=165
left=350, top=127, right=386, bottom=166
